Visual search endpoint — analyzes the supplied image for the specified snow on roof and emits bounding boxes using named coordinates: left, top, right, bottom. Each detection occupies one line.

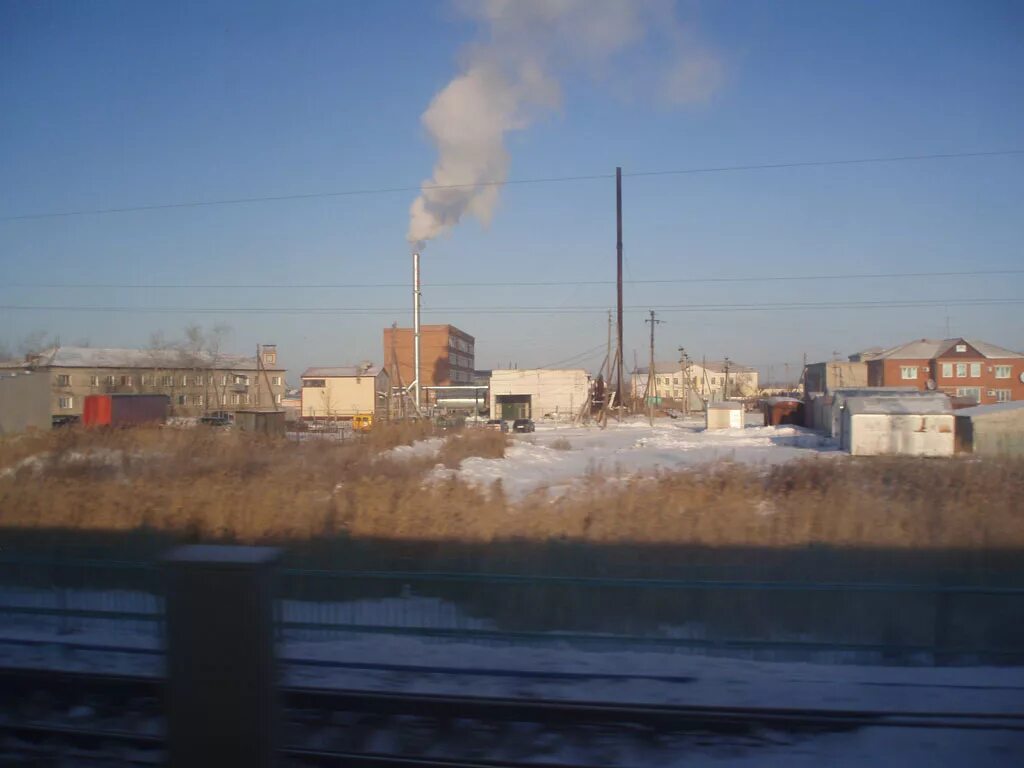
left=955, top=400, right=1024, bottom=418
left=302, top=365, right=384, bottom=378
left=27, top=346, right=279, bottom=371
left=873, top=338, right=1024, bottom=360
left=845, top=394, right=952, bottom=416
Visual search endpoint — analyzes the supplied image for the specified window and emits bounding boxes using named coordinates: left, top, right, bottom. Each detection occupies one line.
left=303, top=379, right=326, bottom=388
left=107, top=375, right=116, bottom=385
left=969, top=362, right=981, bottom=378
left=120, top=375, right=132, bottom=387
left=58, top=396, right=73, bottom=409
left=995, top=390, right=1012, bottom=403
left=264, top=351, right=276, bottom=365
left=139, top=375, right=150, bottom=386
left=177, top=395, right=187, bottom=405
left=56, top=374, right=71, bottom=386
left=995, top=365, right=1012, bottom=379
left=957, top=387, right=981, bottom=403
left=233, top=374, right=249, bottom=386
left=272, top=376, right=282, bottom=386
left=90, top=375, right=99, bottom=386
left=956, top=363, right=967, bottom=378
left=162, top=375, right=174, bottom=386
left=941, top=363, right=953, bottom=378
left=275, top=393, right=282, bottom=404
left=194, top=395, right=203, bottom=406
left=955, top=344, right=967, bottom=352
left=900, top=366, right=918, bottom=380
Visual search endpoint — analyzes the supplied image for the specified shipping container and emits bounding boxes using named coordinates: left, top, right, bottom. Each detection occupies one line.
left=83, top=394, right=169, bottom=427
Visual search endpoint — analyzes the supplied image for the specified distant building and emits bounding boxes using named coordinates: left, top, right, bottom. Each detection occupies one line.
left=382, top=324, right=475, bottom=390
left=803, top=361, right=869, bottom=397
left=866, top=338, right=1023, bottom=406
left=489, top=369, right=590, bottom=421
left=300, top=364, right=389, bottom=419
left=0, top=345, right=285, bottom=423
left=955, top=401, right=1024, bottom=457
left=631, top=359, right=759, bottom=405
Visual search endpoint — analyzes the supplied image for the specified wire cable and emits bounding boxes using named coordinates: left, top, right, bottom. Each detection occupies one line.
left=1, top=298, right=1021, bottom=315
left=2, top=149, right=1020, bottom=222
left=8, top=268, right=1024, bottom=291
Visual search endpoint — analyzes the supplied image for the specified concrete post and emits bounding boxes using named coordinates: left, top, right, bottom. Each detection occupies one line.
left=163, top=545, right=280, bottom=768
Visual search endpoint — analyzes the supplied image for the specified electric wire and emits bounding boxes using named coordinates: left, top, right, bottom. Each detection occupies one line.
left=8, top=268, right=1024, bottom=291
left=2, top=149, right=1020, bottom=222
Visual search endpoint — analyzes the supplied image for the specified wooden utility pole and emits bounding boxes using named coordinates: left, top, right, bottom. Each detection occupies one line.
left=678, top=346, right=690, bottom=416
left=645, top=311, right=662, bottom=426
left=723, top=357, right=731, bottom=400
left=615, top=166, right=625, bottom=420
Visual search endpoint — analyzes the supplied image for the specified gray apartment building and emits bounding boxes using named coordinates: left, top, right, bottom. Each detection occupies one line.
left=0, top=344, right=286, bottom=425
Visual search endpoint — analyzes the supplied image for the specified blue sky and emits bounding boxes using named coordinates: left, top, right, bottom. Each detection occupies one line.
left=1, top=0, right=1022, bottom=383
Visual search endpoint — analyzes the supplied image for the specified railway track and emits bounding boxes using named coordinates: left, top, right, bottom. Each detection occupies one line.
left=2, top=666, right=1023, bottom=767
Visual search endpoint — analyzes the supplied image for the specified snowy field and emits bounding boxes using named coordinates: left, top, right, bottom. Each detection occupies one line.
left=429, top=416, right=838, bottom=497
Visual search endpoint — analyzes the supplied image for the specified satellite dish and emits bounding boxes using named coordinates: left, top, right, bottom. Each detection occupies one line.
left=1019, top=371, right=1024, bottom=384
left=926, top=379, right=937, bottom=391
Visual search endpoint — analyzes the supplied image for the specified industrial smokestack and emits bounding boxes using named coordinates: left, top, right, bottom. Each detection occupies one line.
left=413, top=250, right=421, bottom=411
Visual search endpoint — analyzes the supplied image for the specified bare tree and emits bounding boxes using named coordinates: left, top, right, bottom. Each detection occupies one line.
left=18, top=330, right=56, bottom=357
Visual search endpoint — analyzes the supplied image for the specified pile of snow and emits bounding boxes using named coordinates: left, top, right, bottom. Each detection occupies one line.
left=381, top=437, right=445, bottom=462
left=427, top=418, right=837, bottom=498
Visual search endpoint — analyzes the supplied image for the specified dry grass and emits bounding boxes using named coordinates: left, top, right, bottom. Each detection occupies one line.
left=436, top=429, right=508, bottom=468
left=2, top=427, right=1023, bottom=552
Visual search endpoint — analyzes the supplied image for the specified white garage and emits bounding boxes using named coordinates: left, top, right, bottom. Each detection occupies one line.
left=841, top=395, right=954, bottom=457
left=489, top=369, right=591, bottom=422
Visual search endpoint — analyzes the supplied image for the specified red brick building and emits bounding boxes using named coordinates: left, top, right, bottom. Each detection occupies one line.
left=866, top=338, right=1024, bottom=406
left=382, top=324, right=475, bottom=389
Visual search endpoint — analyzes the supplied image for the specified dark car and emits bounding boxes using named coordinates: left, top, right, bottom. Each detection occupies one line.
left=199, top=411, right=232, bottom=427
left=512, top=418, right=535, bottom=433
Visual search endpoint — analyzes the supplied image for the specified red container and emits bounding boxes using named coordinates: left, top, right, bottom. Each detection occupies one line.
left=762, top=397, right=805, bottom=426
left=83, top=394, right=169, bottom=427
left=83, top=395, right=113, bottom=426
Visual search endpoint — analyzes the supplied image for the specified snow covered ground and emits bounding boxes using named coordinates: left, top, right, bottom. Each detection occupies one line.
left=3, top=587, right=1022, bottom=766
left=430, top=416, right=838, bottom=497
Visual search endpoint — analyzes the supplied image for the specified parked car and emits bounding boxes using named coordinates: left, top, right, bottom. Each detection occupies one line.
left=485, top=419, right=508, bottom=432
left=512, top=418, right=535, bottom=433
left=199, top=411, right=232, bottom=427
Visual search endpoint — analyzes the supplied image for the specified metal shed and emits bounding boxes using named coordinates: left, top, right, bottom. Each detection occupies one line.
left=706, top=401, right=744, bottom=430
left=234, top=409, right=286, bottom=437
left=954, top=401, right=1024, bottom=457
left=0, top=372, right=51, bottom=434
left=829, top=387, right=926, bottom=440
left=841, top=395, right=954, bottom=457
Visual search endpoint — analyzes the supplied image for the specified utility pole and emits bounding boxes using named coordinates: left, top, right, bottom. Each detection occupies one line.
left=615, top=166, right=625, bottom=420
left=645, top=311, right=663, bottom=426
left=678, top=347, right=690, bottom=416
left=723, top=356, right=731, bottom=400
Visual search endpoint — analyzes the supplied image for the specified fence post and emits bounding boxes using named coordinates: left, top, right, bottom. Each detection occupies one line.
left=163, top=545, right=280, bottom=768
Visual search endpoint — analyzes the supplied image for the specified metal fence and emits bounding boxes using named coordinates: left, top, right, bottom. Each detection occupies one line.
left=1, top=555, right=1022, bottom=666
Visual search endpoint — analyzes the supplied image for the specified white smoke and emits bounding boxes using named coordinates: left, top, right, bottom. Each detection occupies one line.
left=407, top=0, right=723, bottom=247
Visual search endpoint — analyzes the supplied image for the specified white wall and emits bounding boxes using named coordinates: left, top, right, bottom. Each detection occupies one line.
left=0, top=373, right=52, bottom=434
left=845, top=413, right=955, bottom=456
left=489, top=369, right=590, bottom=420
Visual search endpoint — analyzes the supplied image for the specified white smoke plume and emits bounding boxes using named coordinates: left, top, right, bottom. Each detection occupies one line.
left=407, top=0, right=723, bottom=247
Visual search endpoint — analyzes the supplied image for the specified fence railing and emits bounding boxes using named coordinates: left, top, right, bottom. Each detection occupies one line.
left=1, top=555, right=1022, bottom=666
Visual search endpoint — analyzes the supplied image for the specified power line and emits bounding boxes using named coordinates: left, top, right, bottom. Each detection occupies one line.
left=536, top=342, right=608, bottom=369
left=2, top=149, right=1021, bottom=222
left=0, top=298, right=1021, bottom=316
left=8, top=268, right=1024, bottom=291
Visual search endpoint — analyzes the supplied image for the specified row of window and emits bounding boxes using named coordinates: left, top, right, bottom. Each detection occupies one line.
left=900, top=364, right=1013, bottom=380
left=55, top=373, right=283, bottom=387
left=57, top=392, right=282, bottom=410
left=448, top=352, right=473, bottom=369
left=448, top=337, right=474, bottom=355
left=956, top=388, right=1013, bottom=403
